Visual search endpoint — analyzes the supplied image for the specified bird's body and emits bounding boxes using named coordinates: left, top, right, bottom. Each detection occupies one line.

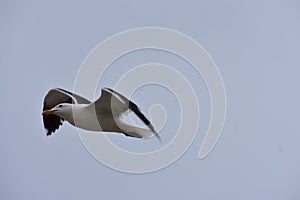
left=42, top=88, right=160, bottom=141
left=56, top=103, right=100, bottom=132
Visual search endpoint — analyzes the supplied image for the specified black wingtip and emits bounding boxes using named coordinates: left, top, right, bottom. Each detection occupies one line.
left=154, top=132, right=162, bottom=144
left=147, top=124, right=161, bottom=143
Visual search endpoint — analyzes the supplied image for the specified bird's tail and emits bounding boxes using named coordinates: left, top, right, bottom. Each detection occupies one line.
left=118, top=122, right=158, bottom=140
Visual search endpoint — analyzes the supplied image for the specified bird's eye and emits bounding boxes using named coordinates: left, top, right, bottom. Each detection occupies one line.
left=58, top=105, right=62, bottom=108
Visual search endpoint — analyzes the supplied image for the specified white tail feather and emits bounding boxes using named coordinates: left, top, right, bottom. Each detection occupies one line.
left=117, top=122, right=154, bottom=139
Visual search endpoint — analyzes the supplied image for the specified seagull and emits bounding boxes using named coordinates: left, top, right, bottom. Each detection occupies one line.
left=42, top=88, right=161, bottom=141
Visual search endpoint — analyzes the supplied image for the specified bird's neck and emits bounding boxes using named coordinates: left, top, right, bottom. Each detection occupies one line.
left=59, top=104, right=88, bottom=123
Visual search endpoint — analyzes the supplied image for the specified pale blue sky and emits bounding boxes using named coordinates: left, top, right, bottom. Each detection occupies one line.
left=1, top=0, right=300, bottom=199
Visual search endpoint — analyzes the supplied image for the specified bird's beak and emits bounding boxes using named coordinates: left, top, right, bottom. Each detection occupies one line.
left=42, top=109, right=56, bottom=116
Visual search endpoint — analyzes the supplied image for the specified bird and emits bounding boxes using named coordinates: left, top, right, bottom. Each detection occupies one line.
left=42, top=88, right=161, bottom=141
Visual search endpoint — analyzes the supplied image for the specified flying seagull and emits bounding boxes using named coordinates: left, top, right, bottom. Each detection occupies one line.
left=42, top=88, right=161, bottom=141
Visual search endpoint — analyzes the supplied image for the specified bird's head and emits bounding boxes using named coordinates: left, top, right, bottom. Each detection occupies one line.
left=42, top=103, right=72, bottom=117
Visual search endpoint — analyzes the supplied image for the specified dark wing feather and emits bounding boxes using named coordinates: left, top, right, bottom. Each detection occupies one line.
left=42, top=88, right=91, bottom=136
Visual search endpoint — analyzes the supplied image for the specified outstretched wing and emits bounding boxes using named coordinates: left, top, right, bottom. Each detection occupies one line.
left=94, top=88, right=160, bottom=141
left=42, top=88, right=91, bottom=136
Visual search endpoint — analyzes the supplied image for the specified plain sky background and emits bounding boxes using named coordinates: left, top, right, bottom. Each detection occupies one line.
left=1, top=0, right=300, bottom=199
